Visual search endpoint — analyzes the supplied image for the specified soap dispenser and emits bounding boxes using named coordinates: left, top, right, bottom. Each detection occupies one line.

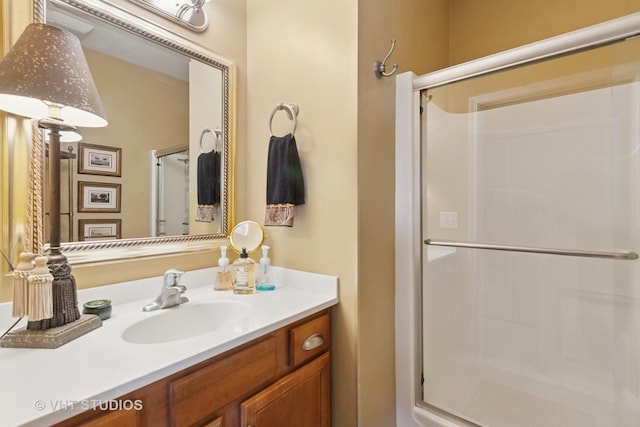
left=214, top=245, right=233, bottom=291
left=256, top=245, right=275, bottom=291
left=233, top=247, right=256, bottom=294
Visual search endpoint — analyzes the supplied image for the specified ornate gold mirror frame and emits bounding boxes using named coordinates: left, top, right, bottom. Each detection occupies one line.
left=26, top=0, right=235, bottom=264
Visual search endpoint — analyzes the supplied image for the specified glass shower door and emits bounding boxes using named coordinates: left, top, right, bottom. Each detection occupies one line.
left=421, top=36, right=640, bottom=427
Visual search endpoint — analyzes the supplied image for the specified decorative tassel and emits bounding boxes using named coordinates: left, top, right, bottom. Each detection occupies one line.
left=27, top=256, right=53, bottom=321
left=12, top=252, right=35, bottom=318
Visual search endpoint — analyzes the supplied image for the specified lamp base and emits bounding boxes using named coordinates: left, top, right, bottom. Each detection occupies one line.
left=0, top=315, right=101, bottom=349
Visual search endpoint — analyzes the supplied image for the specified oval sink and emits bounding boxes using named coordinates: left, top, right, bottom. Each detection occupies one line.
left=122, top=301, right=251, bottom=344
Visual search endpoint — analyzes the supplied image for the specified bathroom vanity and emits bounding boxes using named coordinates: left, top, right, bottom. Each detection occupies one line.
left=57, top=310, right=330, bottom=426
left=0, top=267, right=338, bottom=426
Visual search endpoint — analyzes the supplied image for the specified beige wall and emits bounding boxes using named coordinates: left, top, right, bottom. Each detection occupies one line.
left=357, top=1, right=449, bottom=426
left=449, top=0, right=640, bottom=65
left=245, top=1, right=358, bottom=424
left=3, top=1, right=640, bottom=426
left=0, top=1, right=8, bottom=304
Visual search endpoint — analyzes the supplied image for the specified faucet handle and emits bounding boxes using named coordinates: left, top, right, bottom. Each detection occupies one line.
left=163, top=268, right=185, bottom=287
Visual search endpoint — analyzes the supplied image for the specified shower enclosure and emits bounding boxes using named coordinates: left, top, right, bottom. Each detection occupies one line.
left=396, top=13, right=640, bottom=427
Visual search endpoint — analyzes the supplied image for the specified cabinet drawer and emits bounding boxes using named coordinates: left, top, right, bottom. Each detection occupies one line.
left=170, top=336, right=277, bottom=426
left=289, top=313, right=330, bottom=367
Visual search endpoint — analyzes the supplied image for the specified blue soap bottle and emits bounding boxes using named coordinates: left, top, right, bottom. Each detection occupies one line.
left=256, top=245, right=275, bottom=291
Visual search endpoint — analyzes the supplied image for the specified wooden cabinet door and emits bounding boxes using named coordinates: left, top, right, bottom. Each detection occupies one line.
left=241, top=352, right=330, bottom=427
left=170, top=337, right=278, bottom=426
left=76, top=409, right=137, bottom=427
left=202, top=415, right=223, bottom=427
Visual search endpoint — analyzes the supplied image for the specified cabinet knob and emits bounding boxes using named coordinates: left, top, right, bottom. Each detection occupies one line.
left=302, top=333, right=324, bottom=351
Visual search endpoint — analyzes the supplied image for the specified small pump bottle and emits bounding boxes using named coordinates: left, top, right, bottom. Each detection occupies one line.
left=256, top=245, right=275, bottom=291
left=233, top=247, right=256, bottom=294
left=214, top=245, right=233, bottom=291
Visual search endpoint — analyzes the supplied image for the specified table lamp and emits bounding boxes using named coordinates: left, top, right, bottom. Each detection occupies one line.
left=0, top=23, right=108, bottom=348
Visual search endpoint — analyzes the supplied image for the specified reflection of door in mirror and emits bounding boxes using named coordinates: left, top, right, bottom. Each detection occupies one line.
left=153, top=149, right=189, bottom=237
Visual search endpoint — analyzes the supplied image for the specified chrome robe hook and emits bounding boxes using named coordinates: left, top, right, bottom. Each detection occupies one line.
left=375, top=39, right=398, bottom=79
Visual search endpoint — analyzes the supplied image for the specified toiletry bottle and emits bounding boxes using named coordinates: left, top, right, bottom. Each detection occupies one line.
left=233, top=247, right=255, bottom=294
left=256, top=245, right=275, bottom=291
left=214, top=245, right=233, bottom=291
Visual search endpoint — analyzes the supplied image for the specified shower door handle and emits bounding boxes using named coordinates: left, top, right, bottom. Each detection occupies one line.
left=425, top=239, right=639, bottom=260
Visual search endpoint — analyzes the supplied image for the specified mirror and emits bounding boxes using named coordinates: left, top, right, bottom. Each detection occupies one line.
left=29, top=0, right=233, bottom=263
left=229, top=221, right=265, bottom=254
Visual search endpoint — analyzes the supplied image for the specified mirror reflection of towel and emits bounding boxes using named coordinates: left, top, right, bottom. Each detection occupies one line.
left=196, top=150, right=220, bottom=222
left=265, top=133, right=305, bottom=227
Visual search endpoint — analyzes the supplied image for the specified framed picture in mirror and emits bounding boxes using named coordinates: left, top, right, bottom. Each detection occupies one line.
left=78, top=143, right=122, bottom=177
left=78, top=219, right=122, bottom=241
left=78, top=182, right=121, bottom=213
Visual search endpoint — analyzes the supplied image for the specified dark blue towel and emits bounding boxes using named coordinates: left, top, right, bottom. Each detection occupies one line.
left=266, top=133, right=305, bottom=205
left=197, top=150, right=220, bottom=206
left=265, top=133, right=305, bottom=227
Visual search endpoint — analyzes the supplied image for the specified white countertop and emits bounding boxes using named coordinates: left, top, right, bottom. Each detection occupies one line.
left=0, top=266, right=338, bottom=427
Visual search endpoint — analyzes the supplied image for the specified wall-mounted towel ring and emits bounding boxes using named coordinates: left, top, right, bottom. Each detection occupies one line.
left=269, top=103, right=299, bottom=137
left=199, top=127, right=222, bottom=153
left=375, top=39, right=398, bottom=79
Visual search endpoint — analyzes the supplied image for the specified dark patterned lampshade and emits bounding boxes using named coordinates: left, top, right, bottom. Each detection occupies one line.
left=0, top=23, right=107, bottom=127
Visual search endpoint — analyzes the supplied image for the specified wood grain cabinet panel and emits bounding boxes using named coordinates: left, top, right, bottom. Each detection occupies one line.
left=201, top=415, right=223, bottom=427
left=53, top=309, right=331, bottom=427
left=240, top=352, right=331, bottom=427
left=77, top=408, right=138, bottom=427
left=170, top=337, right=278, bottom=426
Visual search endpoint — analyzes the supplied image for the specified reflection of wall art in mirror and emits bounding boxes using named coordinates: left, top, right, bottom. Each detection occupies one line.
left=78, top=143, right=122, bottom=177
left=78, top=219, right=122, bottom=241
left=78, top=182, right=121, bottom=213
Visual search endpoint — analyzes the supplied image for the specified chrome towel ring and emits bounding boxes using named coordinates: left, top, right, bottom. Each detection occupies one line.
left=269, top=103, right=299, bottom=137
left=199, top=127, right=222, bottom=153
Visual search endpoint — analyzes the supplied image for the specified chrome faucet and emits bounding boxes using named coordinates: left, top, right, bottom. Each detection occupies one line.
left=143, top=269, right=188, bottom=312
